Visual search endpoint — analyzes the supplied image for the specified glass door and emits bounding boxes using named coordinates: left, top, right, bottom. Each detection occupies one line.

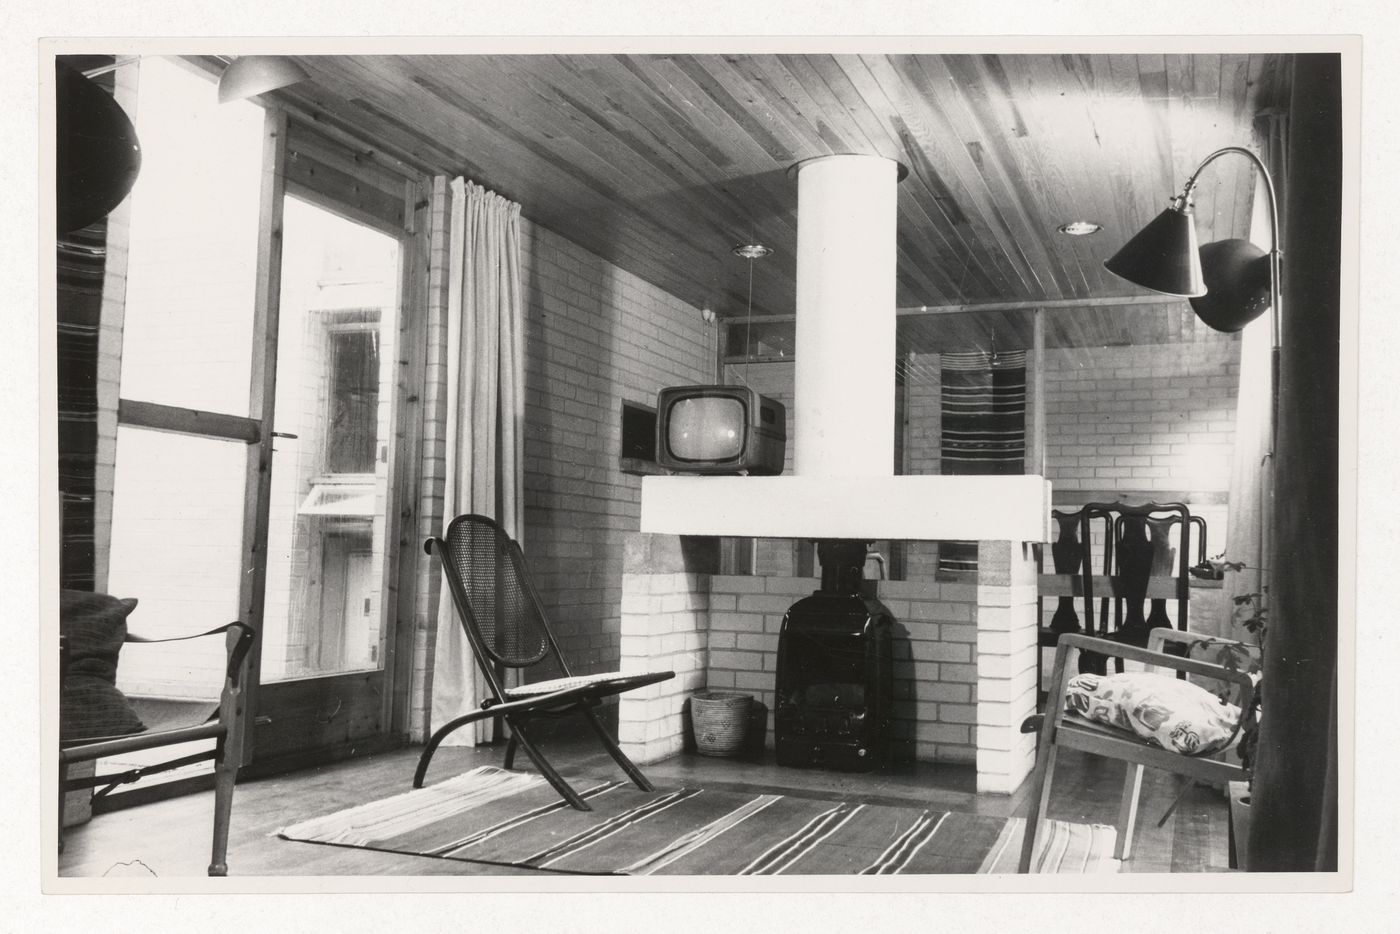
left=250, top=192, right=406, bottom=763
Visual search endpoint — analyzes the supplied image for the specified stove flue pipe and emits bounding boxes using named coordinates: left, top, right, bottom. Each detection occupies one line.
left=791, top=154, right=904, bottom=478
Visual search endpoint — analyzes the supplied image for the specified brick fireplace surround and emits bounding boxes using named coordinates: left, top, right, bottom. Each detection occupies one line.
left=616, top=533, right=1040, bottom=795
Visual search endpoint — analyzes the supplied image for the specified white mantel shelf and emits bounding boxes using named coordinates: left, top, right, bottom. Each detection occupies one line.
left=640, top=474, right=1052, bottom=543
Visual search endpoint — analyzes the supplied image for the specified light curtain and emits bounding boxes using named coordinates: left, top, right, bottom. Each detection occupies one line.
left=430, top=177, right=525, bottom=745
left=1222, top=109, right=1287, bottom=635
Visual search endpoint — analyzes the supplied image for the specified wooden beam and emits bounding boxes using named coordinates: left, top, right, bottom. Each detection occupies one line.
left=1038, top=574, right=1198, bottom=600
left=117, top=400, right=261, bottom=444
left=723, top=293, right=1184, bottom=324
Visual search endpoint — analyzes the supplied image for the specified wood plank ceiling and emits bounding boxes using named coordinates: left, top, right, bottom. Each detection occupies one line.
left=274, top=51, right=1292, bottom=354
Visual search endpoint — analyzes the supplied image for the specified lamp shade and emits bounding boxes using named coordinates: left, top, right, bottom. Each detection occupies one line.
left=56, top=62, right=142, bottom=234
left=217, top=55, right=308, bottom=104
left=1103, top=205, right=1206, bottom=297
left=1189, top=238, right=1272, bottom=333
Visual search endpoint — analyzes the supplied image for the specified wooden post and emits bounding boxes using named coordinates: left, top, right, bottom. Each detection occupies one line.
left=234, top=107, right=289, bottom=768
left=1027, top=308, right=1046, bottom=477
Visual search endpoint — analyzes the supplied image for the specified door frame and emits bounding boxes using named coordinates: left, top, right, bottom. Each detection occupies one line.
left=236, top=107, right=431, bottom=772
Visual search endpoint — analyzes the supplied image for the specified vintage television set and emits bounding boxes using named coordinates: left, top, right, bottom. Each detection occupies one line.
left=654, top=384, right=786, bottom=476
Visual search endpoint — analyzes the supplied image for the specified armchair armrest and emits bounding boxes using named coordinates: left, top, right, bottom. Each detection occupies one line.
left=125, top=621, right=256, bottom=686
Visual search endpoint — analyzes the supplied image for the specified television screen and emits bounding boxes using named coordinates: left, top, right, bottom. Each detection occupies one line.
left=667, top=396, right=745, bottom=461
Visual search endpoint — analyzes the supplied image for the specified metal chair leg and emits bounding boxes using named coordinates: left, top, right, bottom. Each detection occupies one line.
left=414, top=708, right=496, bottom=788
left=507, top=719, right=591, bottom=811
left=581, top=706, right=654, bottom=792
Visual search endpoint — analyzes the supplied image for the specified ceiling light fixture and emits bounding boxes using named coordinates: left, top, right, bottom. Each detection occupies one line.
left=1057, top=220, right=1103, bottom=236
left=732, top=243, right=771, bottom=384
left=732, top=243, right=773, bottom=261
left=217, top=55, right=309, bottom=104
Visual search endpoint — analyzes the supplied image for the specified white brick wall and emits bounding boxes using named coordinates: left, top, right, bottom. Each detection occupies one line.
left=1042, top=340, right=1239, bottom=499
left=412, top=214, right=714, bottom=738
left=618, top=571, right=710, bottom=764
left=705, top=574, right=983, bottom=765
left=619, top=544, right=1044, bottom=790
left=519, top=220, right=713, bottom=674
left=974, top=540, right=1039, bottom=794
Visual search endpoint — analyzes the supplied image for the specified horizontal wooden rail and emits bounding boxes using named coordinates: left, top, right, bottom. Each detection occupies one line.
left=118, top=399, right=262, bottom=444
left=1037, top=572, right=1211, bottom=599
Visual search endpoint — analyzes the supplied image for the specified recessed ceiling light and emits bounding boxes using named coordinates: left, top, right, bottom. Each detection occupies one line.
left=1058, top=221, right=1103, bottom=236
left=732, top=243, right=772, bottom=259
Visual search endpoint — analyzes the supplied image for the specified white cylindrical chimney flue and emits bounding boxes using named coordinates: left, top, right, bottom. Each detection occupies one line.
left=793, top=154, right=900, bottom=478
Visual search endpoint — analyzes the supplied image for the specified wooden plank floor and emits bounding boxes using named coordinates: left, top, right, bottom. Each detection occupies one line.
left=56, top=723, right=1232, bottom=878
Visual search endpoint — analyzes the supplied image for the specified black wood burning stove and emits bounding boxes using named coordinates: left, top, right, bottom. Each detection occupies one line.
left=775, top=540, right=894, bottom=771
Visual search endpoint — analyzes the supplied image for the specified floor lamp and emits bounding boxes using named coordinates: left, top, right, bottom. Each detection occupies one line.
left=1102, top=144, right=1281, bottom=624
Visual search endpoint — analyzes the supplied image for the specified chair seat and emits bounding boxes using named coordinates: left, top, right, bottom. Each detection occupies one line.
left=505, top=670, right=670, bottom=698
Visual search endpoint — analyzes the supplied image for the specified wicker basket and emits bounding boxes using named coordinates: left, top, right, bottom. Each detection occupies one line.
left=690, top=692, right=753, bottom=757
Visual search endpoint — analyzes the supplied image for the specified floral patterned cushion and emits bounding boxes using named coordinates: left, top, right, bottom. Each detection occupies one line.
left=1064, top=671, right=1240, bottom=756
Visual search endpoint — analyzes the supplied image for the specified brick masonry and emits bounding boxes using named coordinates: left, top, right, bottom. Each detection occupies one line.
left=619, top=535, right=1039, bottom=794
left=701, top=573, right=983, bottom=766
left=1042, top=340, right=1240, bottom=499
left=517, top=218, right=713, bottom=671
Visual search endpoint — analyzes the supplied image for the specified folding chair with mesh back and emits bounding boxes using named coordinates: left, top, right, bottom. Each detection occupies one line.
left=415, top=513, right=674, bottom=810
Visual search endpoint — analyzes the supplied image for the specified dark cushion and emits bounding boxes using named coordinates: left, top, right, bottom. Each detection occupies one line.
left=60, top=589, right=147, bottom=743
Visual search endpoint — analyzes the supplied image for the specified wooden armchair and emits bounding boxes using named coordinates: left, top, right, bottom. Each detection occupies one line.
left=1018, top=629, right=1256, bottom=872
left=58, top=590, right=255, bottom=876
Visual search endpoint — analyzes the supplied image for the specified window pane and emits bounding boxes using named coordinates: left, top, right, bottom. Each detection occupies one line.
left=108, top=426, right=246, bottom=701
left=262, top=195, right=400, bottom=681
left=118, top=57, right=264, bottom=415
left=327, top=330, right=380, bottom=474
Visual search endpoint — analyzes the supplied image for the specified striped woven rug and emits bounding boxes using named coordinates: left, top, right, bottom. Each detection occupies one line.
left=277, top=766, right=1118, bottom=875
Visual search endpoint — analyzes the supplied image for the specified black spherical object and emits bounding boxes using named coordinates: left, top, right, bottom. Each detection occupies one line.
left=56, top=62, right=142, bottom=234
